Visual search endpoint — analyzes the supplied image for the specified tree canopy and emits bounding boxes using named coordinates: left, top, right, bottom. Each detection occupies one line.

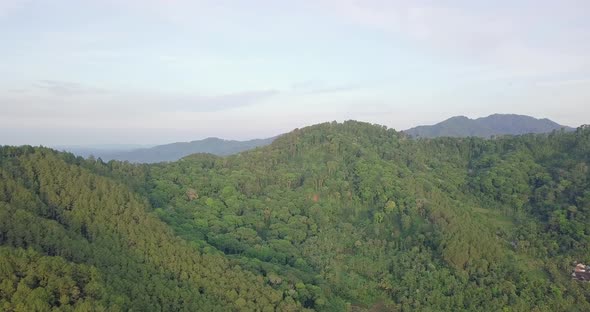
left=1, top=121, right=589, bottom=311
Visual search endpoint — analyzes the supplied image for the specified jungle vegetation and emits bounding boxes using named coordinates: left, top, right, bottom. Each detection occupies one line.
left=1, top=121, right=589, bottom=311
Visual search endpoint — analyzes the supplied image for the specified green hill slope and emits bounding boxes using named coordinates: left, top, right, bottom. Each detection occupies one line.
left=142, top=121, right=590, bottom=310
left=0, top=147, right=303, bottom=311
left=1, top=121, right=589, bottom=311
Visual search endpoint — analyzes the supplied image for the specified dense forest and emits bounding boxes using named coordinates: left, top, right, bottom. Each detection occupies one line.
left=1, top=121, right=589, bottom=311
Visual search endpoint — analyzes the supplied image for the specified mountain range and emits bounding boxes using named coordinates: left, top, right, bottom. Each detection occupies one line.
left=62, top=137, right=276, bottom=163
left=55, top=114, right=575, bottom=164
left=404, top=114, right=573, bottom=138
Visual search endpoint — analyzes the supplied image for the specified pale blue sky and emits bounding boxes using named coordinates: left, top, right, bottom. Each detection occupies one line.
left=1, top=0, right=589, bottom=145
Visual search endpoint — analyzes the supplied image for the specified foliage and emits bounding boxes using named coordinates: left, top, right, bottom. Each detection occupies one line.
left=1, top=122, right=589, bottom=311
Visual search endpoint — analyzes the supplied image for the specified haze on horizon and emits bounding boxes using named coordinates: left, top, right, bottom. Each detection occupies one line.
left=1, top=0, right=589, bottom=146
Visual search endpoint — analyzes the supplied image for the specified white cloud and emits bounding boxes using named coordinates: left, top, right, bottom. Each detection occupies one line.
left=0, top=0, right=31, bottom=18
left=318, top=0, right=590, bottom=79
left=0, top=84, right=280, bottom=130
left=34, top=80, right=108, bottom=96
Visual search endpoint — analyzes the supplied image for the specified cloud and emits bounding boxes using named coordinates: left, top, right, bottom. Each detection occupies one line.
left=148, top=89, right=279, bottom=112
left=34, top=80, right=108, bottom=96
left=535, top=78, right=590, bottom=87
left=0, top=82, right=280, bottom=128
left=0, top=0, right=31, bottom=18
left=291, top=80, right=363, bottom=94
left=319, top=0, right=590, bottom=78
left=25, top=79, right=278, bottom=112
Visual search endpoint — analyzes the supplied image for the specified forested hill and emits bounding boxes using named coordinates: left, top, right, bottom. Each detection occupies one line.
left=0, top=146, right=296, bottom=311
left=1, top=121, right=590, bottom=311
left=404, top=114, right=573, bottom=138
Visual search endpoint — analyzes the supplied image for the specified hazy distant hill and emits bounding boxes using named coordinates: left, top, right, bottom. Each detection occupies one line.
left=54, top=144, right=151, bottom=158
left=98, top=137, right=275, bottom=163
left=404, top=114, right=573, bottom=138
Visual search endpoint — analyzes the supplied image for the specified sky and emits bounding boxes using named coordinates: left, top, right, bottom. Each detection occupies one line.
left=1, top=0, right=589, bottom=145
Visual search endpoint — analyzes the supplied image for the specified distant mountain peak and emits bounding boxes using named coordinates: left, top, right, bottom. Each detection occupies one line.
left=447, top=115, right=470, bottom=120
left=404, top=114, right=573, bottom=138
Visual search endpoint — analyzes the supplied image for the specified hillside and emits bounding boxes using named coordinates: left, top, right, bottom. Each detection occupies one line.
left=0, top=146, right=298, bottom=311
left=91, top=137, right=275, bottom=163
left=1, top=121, right=590, bottom=311
left=404, top=114, right=573, bottom=138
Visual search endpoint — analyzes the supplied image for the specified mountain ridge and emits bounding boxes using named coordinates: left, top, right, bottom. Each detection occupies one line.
left=404, top=113, right=574, bottom=138
left=66, top=136, right=277, bottom=163
left=54, top=114, right=574, bottom=162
